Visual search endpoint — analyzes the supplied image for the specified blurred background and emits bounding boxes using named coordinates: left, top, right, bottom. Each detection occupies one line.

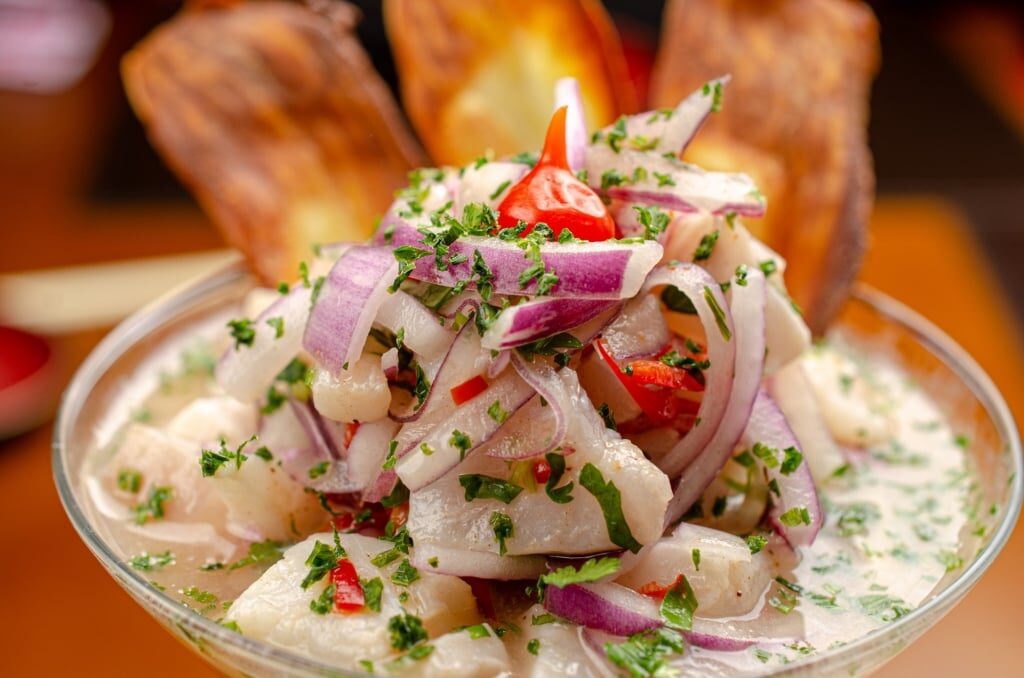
left=1, top=0, right=1022, bottom=675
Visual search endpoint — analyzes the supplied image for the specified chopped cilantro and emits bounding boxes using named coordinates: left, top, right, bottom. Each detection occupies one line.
left=309, top=584, right=336, bottom=614
left=780, top=447, right=803, bottom=475
left=544, top=452, right=575, bottom=504
left=226, top=318, right=256, bottom=350
left=604, top=628, right=685, bottom=678
left=746, top=534, right=768, bottom=554
left=490, top=512, right=514, bottom=556
left=388, top=613, right=428, bottom=650
left=692, top=230, right=720, bottom=261
left=580, top=463, right=642, bottom=553
left=132, top=486, right=172, bottom=525
left=362, top=577, right=384, bottom=612
left=300, top=535, right=346, bottom=589
left=660, top=285, right=697, bottom=314
left=539, top=557, right=620, bottom=591
left=449, top=429, right=472, bottom=460
left=199, top=435, right=257, bottom=477
left=779, top=506, right=812, bottom=527
left=598, top=403, right=618, bottom=431
left=265, top=316, right=284, bottom=339
left=459, top=474, right=524, bottom=504
left=660, top=576, right=698, bottom=631
left=229, top=539, right=285, bottom=570
left=703, top=286, right=732, bottom=340
left=487, top=400, right=510, bottom=424
left=527, top=639, right=541, bottom=655
left=129, top=550, right=175, bottom=572
left=117, top=468, right=142, bottom=494
left=391, top=559, right=421, bottom=587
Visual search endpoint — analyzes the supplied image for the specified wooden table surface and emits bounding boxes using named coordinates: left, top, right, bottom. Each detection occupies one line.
left=0, top=195, right=1021, bottom=676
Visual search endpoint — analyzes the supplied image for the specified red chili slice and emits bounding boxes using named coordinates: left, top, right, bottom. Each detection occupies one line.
left=450, top=375, right=488, bottom=405
left=532, top=459, right=552, bottom=485
left=331, top=559, right=365, bottom=612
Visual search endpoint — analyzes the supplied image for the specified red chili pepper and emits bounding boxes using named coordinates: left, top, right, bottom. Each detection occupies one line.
left=624, top=360, right=704, bottom=392
left=595, top=340, right=701, bottom=427
left=532, top=459, right=552, bottom=485
left=332, top=513, right=355, bottom=532
left=330, top=559, right=365, bottom=612
left=450, top=375, right=489, bottom=405
left=496, top=107, right=615, bottom=241
left=638, top=574, right=685, bottom=602
left=388, top=502, right=409, bottom=529
left=343, top=422, right=360, bottom=448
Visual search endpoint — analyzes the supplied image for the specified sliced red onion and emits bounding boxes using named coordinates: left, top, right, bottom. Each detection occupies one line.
left=375, top=290, right=454, bottom=361
left=302, top=245, right=397, bottom=374
left=617, top=76, right=730, bottom=154
left=481, top=297, right=617, bottom=350
left=381, top=348, right=399, bottom=381
left=544, top=581, right=661, bottom=637
left=290, top=398, right=343, bottom=461
left=217, top=285, right=311, bottom=402
left=410, top=542, right=547, bottom=581
left=365, top=325, right=492, bottom=500
left=479, top=395, right=565, bottom=460
left=455, top=161, right=529, bottom=213
left=741, top=389, right=823, bottom=547
left=395, top=371, right=536, bottom=491
left=663, top=269, right=766, bottom=527
left=686, top=626, right=756, bottom=651
left=487, top=349, right=511, bottom=379
left=585, top=144, right=764, bottom=218
left=346, top=418, right=399, bottom=490
left=280, top=399, right=363, bottom=493
left=641, top=263, right=736, bottom=478
left=388, top=320, right=483, bottom=423
left=379, top=216, right=662, bottom=299
left=601, top=294, right=670, bottom=360
left=555, top=76, right=587, bottom=172
left=510, top=355, right=572, bottom=449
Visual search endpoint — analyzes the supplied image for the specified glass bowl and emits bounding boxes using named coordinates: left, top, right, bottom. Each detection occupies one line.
left=53, top=261, right=1022, bottom=677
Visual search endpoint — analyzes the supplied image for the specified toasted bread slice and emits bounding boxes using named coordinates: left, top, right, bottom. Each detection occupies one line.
left=384, top=0, right=637, bottom=165
left=650, top=0, right=879, bottom=331
left=123, top=1, right=426, bottom=284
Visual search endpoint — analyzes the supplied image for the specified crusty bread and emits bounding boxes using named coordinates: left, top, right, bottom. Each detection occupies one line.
left=650, top=0, right=879, bottom=331
left=123, top=1, right=426, bottom=284
left=384, top=0, right=637, bottom=166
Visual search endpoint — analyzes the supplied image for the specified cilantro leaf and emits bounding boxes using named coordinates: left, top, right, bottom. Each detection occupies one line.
left=459, top=474, right=524, bottom=504
left=579, top=463, right=643, bottom=553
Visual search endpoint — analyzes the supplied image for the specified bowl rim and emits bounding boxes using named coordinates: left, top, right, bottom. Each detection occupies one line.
left=51, top=262, right=1024, bottom=675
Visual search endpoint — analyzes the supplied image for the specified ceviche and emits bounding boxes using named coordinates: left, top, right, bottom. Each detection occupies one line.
left=83, top=78, right=981, bottom=676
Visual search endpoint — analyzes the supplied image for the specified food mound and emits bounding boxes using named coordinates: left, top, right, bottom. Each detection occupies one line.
left=91, top=79, right=973, bottom=677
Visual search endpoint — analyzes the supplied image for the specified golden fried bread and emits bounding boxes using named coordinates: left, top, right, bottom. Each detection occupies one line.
left=123, top=1, right=426, bottom=283
left=650, top=0, right=879, bottom=331
left=384, top=0, right=637, bottom=165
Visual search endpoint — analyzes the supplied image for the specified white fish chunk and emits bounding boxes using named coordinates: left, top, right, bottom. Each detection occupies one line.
left=165, top=395, right=259, bottom=447
left=226, top=534, right=481, bottom=670
left=408, top=367, right=671, bottom=556
left=616, top=523, right=771, bottom=618
left=506, top=604, right=609, bottom=677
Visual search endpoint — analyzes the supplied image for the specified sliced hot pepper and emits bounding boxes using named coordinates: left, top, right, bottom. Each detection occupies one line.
left=595, top=340, right=701, bottom=427
left=624, top=360, right=704, bottom=392
left=532, top=458, right=552, bottom=485
left=330, top=559, right=365, bottom=612
left=496, top=107, right=615, bottom=241
left=450, top=375, right=489, bottom=405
